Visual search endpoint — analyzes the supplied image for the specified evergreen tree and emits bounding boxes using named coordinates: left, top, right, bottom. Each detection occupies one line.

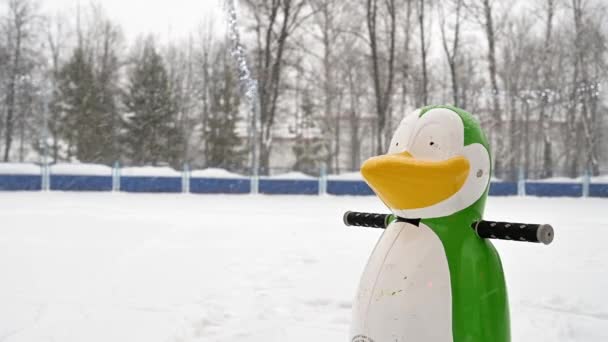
left=57, top=47, right=112, bottom=163
left=122, top=38, right=181, bottom=166
left=93, top=21, right=123, bottom=163
left=204, top=45, right=245, bottom=171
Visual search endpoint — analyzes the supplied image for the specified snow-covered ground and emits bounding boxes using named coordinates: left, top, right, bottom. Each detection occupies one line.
left=0, top=193, right=606, bottom=342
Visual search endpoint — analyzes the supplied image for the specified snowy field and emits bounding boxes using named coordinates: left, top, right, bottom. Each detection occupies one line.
left=0, top=193, right=606, bottom=342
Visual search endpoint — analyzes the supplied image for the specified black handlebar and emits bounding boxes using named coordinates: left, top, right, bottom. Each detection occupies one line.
left=343, top=211, right=554, bottom=245
left=342, top=211, right=392, bottom=229
left=472, top=220, right=554, bottom=244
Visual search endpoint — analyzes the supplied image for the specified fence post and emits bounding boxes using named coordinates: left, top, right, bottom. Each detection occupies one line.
left=319, top=163, right=327, bottom=195
left=112, top=161, right=121, bottom=192
left=41, top=163, right=50, bottom=191
left=517, top=166, right=526, bottom=196
left=250, top=172, right=259, bottom=195
left=582, top=168, right=590, bottom=198
left=182, top=162, right=190, bottom=194
left=250, top=164, right=259, bottom=195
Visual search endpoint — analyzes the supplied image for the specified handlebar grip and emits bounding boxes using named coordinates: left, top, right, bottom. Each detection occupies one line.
left=343, top=211, right=392, bottom=229
left=472, top=220, right=554, bottom=245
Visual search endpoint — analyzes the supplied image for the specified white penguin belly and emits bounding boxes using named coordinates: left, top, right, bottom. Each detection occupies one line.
left=350, top=221, right=453, bottom=342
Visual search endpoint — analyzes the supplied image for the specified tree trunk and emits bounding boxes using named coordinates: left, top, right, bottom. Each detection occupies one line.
left=523, top=100, right=531, bottom=179
left=539, top=0, right=554, bottom=178
left=418, top=0, right=428, bottom=105
left=482, top=0, right=502, bottom=177
left=3, top=30, right=21, bottom=162
left=439, top=0, right=462, bottom=107
left=320, top=2, right=335, bottom=174
left=399, top=0, right=413, bottom=116
left=248, top=0, right=304, bottom=174
left=349, top=110, right=360, bottom=171
left=366, top=0, right=396, bottom=155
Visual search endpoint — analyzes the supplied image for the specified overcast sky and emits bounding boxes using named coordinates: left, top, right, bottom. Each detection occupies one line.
left=41, top=0, right=224, bottom=42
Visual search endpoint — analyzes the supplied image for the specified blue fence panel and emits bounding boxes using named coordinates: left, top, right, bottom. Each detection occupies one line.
left=488, top=182, right=517, bottom=196
left=0, top=175, right=41, bottom=191
left=259, top=179, right=318, bottom=195
left=327, top=180, right=374, bottom=196
left=1, top=173, right=606, bottom=197
left=525, top=182, right=582, bottom=197
left=50, top=175, right=112, bottom=191
left=120, top=176, right=182, bottom=193
left=590, top=183, right=608, bottom=197
left=190, top=178, right=250, bottom=194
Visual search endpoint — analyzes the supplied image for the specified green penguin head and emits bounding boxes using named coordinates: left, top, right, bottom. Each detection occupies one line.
left=361, top=105, right=491, bottom=220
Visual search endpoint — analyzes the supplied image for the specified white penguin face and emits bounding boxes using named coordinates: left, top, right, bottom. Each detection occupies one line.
left=387, top=108, right=491, bottom=219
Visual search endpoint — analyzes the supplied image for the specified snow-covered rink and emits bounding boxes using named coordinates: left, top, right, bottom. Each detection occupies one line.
left=0, top=193, right=606, bottom=342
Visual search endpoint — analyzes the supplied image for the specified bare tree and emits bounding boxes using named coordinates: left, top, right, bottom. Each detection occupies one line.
left=534, top=0, right=556, bottom=178
left=499, top=17, right=535, bottom=180
left=307, top=0, right=348, bottom=173
left=568, top=0, right=605, bottom=176
left=417, top=0, right=429, bottom=105
left=193, top=19, right=217, bottom=167
left=45, top=12, right=69, bottom=162
left=439, top=0, right=463, bottom=106
left=245, top=0, right=310, bottom=174
left=457, top=50, right=484, bottom=112
left=165, top=37, right=199, bottom=166
left=366, top=0, right=396, bottom=154
left=464, top=0, right=509, bottom=177
left=482, top=0, right=504, bottom=177
left=345, top=48, right=368, bottom=171
left=2, top=0, right=38, bottom=161
left=398, top=0, right=414, bottom=116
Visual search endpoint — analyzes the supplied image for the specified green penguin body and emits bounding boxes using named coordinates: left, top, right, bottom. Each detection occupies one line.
left=424, top=205, right=510, bottom=342
left=350, top=105, right=510, bottom=342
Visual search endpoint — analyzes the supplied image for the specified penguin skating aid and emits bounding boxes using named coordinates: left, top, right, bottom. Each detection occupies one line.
left=347, top=105, right=555, bottom=342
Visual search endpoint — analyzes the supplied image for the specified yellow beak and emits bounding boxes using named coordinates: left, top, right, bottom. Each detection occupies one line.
left=361, top=151, right=470, bottom=210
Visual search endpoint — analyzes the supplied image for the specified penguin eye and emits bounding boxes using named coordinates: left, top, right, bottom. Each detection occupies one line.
left=410, top=125, right=451, bottom=161
left=396, top=142, right=399, bottom=146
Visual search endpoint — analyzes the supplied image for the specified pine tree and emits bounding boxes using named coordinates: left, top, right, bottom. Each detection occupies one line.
left=94, top=21, right=122, bottom=163
left=122, top=38, right=181, bottom=166
left=57, top=47, right=111, bottom=163
left=203, top=45, right=245, bottom=171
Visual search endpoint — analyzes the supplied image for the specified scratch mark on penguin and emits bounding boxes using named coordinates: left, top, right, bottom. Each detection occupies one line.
left=480, top=288, right=499, bottom=301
